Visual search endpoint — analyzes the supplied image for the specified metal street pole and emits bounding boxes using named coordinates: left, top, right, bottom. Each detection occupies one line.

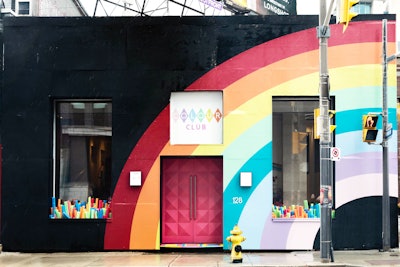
left=381, top=18, right=390, bottom=252
left=318, top=0, right=332, bottom=262
left=318, top=0, right=334, bottom=262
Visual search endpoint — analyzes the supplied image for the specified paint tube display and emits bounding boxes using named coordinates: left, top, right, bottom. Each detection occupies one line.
left=49, top=196, right=112, bottom=219
left=272, top=200, right=321, bottom=219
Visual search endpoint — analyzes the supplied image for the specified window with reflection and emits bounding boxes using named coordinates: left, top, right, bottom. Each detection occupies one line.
left=272, top=97, right=323, bottom=219
left=51, top=100, right=112, bottom=219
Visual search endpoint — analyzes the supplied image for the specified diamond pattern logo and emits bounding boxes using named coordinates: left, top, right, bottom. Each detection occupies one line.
left=197, top=109, right=205, bottom=122
left=180, top=109, right=188, bottom=122
left=206, top=109, right=213, bottom=122
left=172, top=109, right=179, bottom=122
left=214, top=108, right=222, bottom=122
left=189, top=109, right=196, bottom=122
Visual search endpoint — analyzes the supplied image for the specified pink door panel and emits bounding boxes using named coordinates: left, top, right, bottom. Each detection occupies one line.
left=162, top=158, right=193, bottom=243
left=162, top=157, right=222, bottom=244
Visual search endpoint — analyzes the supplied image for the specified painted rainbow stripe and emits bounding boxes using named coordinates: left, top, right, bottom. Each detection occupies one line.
left=104, top=21, right=396, bottom=250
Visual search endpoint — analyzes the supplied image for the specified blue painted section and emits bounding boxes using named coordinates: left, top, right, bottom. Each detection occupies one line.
left=333, top=86, right=397, bottom=112
left=223, top=142, right=272, bottom=248
left=223, top=116, right=272, bottom=190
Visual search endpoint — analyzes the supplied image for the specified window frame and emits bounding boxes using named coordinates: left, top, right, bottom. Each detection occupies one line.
left=52, top=99, right=112, bottom=201
left=16, top=0, right=31, bottom=16
left=272, top=96, right=335, bottom=219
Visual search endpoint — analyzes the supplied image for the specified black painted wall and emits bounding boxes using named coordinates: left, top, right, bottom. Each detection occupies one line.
left=0, top=15, right=397, bottom=252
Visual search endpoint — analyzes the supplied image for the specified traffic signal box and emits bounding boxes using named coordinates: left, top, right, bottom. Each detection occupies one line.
left=313, top=108, right=336, bottom=139
left=339, top=0, right=359, bottom=32
left=362, top=115, right=379, bottom=142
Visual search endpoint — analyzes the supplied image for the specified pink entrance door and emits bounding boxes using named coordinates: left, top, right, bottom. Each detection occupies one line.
left=162, top=157, right=223, bottom=245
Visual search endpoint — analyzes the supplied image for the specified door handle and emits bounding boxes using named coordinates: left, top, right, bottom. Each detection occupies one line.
left=193, top=175, right=197, bottom=220
left=189, top=175, right=193, bottom=220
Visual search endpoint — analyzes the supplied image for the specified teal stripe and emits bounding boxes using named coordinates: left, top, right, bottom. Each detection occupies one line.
left=223, top=116, right=271, bottom=190
left=223, top=142, right=272, bottom=248
left=334, top=86, right=397, bottom=111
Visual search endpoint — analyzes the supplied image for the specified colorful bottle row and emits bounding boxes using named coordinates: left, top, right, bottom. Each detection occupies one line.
left=49, top=196, right=112, bottom=219
left=272, top=202, right=321, bottom=219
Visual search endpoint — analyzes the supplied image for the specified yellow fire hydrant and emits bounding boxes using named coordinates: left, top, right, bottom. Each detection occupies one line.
left=226, top=225, right=246, bottom=263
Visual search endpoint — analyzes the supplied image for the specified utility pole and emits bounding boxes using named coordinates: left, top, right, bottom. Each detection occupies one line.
left=381, top=18, right=391, bottom=252
left=317, top=0, right=334, bottom=263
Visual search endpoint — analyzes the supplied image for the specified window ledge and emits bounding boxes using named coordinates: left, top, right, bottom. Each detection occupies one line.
left=49, top=218, right=112, bottom=223
left=272, top=218, right=320, bottom=222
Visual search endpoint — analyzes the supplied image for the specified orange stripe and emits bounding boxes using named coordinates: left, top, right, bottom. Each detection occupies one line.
left=129, top=157, right=160, bottom=249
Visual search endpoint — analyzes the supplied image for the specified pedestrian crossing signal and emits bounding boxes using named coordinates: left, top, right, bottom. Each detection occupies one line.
left=362, top=115, right=378, bottom=142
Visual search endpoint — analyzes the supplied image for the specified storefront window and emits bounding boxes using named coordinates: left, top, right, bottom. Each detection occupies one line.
left=50, top=100, right=112, bottom=219
left=272, top=97, right=323, bottom=219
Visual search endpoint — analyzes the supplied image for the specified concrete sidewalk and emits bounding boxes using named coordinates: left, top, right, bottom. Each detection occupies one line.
left=1, top=249, right=400, bottom=267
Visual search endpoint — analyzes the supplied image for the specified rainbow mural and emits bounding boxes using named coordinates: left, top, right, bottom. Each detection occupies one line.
left=104, top=20, right=397, bottom=250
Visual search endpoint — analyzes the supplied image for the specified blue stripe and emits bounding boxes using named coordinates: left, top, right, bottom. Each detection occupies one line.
left=223, top=142, right=272, bottom=247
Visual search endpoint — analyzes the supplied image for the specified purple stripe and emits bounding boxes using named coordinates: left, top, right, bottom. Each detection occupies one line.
left=260, top=214, right=292, bottom=249
left=336, top=152, right=397, bottom=182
